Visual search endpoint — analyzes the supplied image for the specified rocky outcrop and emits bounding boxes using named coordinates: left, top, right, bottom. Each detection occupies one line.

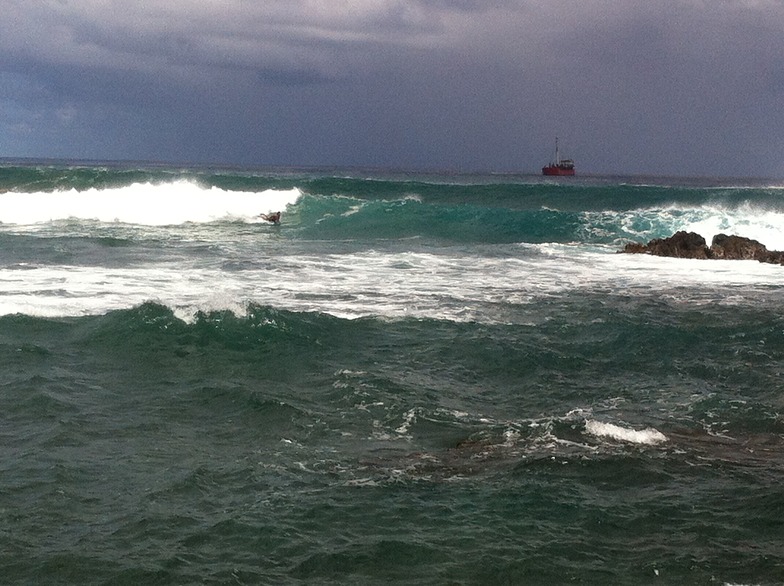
left=622, top=231, right=709, bottom=259
left=710, top=234, right=769, bottom=261
left=622, top=231, right=784, bottom=265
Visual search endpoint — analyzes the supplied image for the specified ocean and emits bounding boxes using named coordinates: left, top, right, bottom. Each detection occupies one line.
left=1, top=160, right=783, bottom=585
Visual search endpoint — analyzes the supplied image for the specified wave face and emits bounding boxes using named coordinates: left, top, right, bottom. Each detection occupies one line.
left=1, top=161, right=784, bottom=585
left=2, top=163, right=784, bottom=246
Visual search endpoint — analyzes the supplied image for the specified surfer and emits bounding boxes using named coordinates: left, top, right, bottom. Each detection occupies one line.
left=260, top=211, right=281, bottom=224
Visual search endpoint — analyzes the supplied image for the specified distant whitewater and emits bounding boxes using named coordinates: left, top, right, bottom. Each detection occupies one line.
left=1, top=160, right=783, bottom=585
left=0, top=180, right=301, bottom=225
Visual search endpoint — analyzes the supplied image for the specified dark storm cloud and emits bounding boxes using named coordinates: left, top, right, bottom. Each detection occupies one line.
left=1, top=1, right=783, bottom=176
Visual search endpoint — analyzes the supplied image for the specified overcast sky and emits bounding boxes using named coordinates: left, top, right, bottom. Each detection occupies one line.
left=1, top=1, right=783, bottom=177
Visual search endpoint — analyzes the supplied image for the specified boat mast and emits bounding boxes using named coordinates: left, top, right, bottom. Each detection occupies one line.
left=555, top=137, right=560, bottom=165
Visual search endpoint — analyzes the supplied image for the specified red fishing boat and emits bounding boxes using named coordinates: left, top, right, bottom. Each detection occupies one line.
left=542, top=137, right=575, bottom=176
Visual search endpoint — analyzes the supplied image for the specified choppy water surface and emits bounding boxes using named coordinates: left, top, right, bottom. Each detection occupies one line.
left=1, top=161, right=783, bottom=584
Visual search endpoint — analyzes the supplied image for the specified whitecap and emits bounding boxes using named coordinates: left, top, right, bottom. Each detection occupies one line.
left=0, top=181, right=302, bottom=225
left=585, top=419, right=667, bottom=445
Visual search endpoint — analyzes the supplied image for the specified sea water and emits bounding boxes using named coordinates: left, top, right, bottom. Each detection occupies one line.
left=1, top=161, right=783, bottom=584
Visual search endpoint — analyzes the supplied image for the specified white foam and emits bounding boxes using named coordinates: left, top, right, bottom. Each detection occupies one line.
left=395, top=408, right=417, bottom=435
left=604, top=203, right=784, bottom=251
left=0, top=181, right=302, bottom=225
left=682, top=203, right=784, bottom=251
left=585, top=419, right=667, bottom=445
left=1, top=241, right=783, bottom=321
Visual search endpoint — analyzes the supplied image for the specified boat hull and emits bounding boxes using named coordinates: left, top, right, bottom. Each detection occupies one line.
left=542, top=165, right=575, bottom=176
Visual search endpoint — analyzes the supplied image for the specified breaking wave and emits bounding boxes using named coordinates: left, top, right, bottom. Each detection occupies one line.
left=585, top=419, right=668, bottom=445
left=0, top=180, right=301, bottom=225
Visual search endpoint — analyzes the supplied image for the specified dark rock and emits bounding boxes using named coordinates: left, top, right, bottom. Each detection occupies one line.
left=711, top=234, right=768, bottom=260
left=622, top=231, right=784, bottom=265
left=765, top=250, right=784, bottom=265
left=621, top=242, right=648, bottom=254
left=633, top=231, right=711, bottom=259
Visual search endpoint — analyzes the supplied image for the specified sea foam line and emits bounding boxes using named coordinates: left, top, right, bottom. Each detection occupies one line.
left=1, top=244, right=784, bottom=321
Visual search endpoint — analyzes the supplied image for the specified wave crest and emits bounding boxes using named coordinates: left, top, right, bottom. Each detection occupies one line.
left=585, top=419, right=668, bottom=445
left=0, top=180, right=301, bottom=225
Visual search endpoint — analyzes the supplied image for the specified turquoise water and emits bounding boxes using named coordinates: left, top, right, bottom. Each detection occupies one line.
left=1, top=161, right=783, bottom=584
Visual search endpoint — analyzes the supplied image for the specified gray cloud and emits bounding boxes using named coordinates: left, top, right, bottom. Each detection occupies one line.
left=1, top=0, right=783, bottom=176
